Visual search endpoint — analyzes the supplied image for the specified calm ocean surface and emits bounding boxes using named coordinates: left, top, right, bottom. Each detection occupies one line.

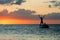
left=0, top=24, right=60, bottom=40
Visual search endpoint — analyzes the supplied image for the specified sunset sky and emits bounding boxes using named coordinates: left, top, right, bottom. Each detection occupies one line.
left=0, top=0, right=60, bottom=24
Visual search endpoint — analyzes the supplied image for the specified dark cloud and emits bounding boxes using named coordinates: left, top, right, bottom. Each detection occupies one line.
left=0, top=9, right=38, bottom=20
left=0, top=9, right=60, bottom=20
left=45, top=13, right=60, bottom=19
left=10, top=9, right=38, bottom=20
left=49, top=0, right=60, bottom=7
left=0, top=0, right=25, bottom=5
left=0, top=0, right=14, bottom=4
left=14, top=0, right=25, bottom=5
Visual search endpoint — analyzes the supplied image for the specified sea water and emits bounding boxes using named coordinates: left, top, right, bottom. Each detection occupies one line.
left=0, top=24, right=60, bottom=40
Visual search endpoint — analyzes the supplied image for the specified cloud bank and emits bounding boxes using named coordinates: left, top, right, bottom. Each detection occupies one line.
left=0, top=9, right=38, bottom=20
left=45, top=13, right=60, bottom=19
left=0, top=9, right=60, bottom=20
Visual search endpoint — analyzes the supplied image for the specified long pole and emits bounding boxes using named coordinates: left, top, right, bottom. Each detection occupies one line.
left=40, top=17, right=43, bottom=24
left=38, top=15, right=45, bottom=24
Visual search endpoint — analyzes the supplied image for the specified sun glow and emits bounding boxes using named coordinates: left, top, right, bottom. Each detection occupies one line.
left=0, top=20, right=14, bottom=24
left=0, top=18, right=60, bottom=24
left=0, top=19, right=12, bottom=24
left=0, top=19, right=39, bottom=24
